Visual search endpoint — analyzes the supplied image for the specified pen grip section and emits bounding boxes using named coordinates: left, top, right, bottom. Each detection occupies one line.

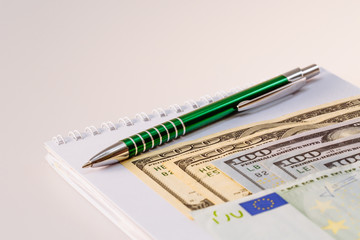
left=123, top=118, right=185, bottom=157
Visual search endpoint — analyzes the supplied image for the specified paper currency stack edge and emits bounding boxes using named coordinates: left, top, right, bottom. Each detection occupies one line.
left=45, top=68, right=360, bottom=240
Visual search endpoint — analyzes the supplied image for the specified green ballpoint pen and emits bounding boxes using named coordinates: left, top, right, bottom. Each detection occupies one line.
left=82, top=64, right=320, bottom=168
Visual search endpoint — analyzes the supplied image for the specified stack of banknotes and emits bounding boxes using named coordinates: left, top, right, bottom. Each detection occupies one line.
left=122, top=95, right=360, bottom=240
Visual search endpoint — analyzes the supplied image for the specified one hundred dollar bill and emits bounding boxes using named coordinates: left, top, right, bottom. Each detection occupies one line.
left=165, top=109, right=360, bottom=203
left=192, top=162, right=360, bottom=240
left=122, top=96, right=360, bottom=217
left=214, top=127, right=360, bottom=193
left=265, top=136, right=360, bottom=177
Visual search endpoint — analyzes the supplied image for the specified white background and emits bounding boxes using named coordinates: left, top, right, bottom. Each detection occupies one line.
left=1, top=1, right=360, bottom=239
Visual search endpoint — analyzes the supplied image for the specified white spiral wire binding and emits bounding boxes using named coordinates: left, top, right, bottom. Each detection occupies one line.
left=85, top=126, right=100, bottom=136
left=135, top=112, right=151, bottom=122
left=119, top=117, right=133, bottom=126
left=170, top=104, right=183, bottom=113
left=101, top=121, right=117, bottom=131
left=53, top=135, right=66, bottom=145
left=200, top=94, right=214, bottom=104
left=229, top=87, right=241, bottom=94
left=185, top=100, right=199, bottom=109
left=152, top=108, right=167, bottom=117
left=51, top=86, right=241, bottom=145
left=68, top=130, right=83, bottom=141
left=215, top=91, right=228, bottom=99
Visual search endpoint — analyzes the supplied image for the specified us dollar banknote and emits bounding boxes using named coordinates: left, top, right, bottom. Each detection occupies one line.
left=265, top=135, right=360, bottom=178
left=192, top=162, right=360, bottom=240
left=122, top=96, right=360, bottom=217
left=214, top=132, right=360, bottom=193
left=213, top=118, right=360, bottom=192
left=165, top=109, right=360, bottom=203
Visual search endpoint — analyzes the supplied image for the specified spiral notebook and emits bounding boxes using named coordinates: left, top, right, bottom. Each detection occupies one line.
left=44, top=68, right=360, bottom=240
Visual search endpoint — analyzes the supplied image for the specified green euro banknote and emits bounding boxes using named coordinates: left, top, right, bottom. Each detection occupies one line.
left=192, top=162, right=360, bottom=240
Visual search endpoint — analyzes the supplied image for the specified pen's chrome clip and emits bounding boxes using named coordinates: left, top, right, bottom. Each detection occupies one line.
left=237, top=77, right=307, bottom=112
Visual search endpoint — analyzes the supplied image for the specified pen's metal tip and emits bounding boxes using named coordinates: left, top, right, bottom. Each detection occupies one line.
left=82, top=162, right=93, bottom=168
left=83, top=141, right=129, bottom=168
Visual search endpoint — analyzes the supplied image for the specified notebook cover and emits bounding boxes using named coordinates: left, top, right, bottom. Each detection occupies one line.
left=45, top=68, right=360, bottom=240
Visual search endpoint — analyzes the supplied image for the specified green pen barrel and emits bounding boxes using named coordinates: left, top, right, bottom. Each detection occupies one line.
left=123, top=75, right=289, bottom=157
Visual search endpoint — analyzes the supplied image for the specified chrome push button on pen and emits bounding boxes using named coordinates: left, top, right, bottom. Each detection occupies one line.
left=83, top=64, right=320, bottom=168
